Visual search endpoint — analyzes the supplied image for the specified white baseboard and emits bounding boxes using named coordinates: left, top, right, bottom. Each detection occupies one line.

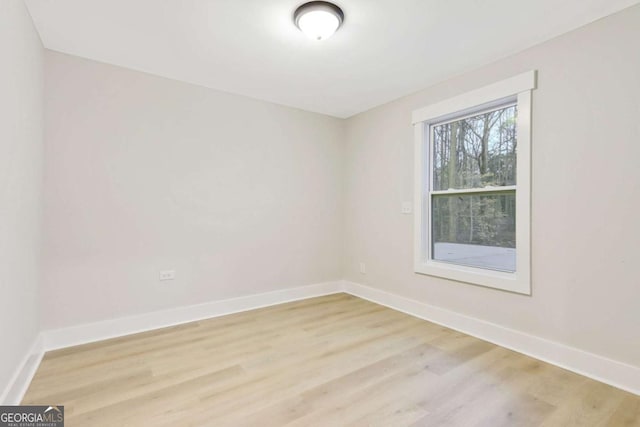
left=42, top=281, right=343, bottom=351
left=7, top=279, right=638, bottom=405
left=3, top=280, right=342, bottom=405
left=342, top=280, right=640, bottom=396
left=0, top=334, right=45, bottom=405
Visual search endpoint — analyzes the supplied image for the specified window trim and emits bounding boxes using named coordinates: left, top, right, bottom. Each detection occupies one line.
left=412, top=71, right=536, bottom=295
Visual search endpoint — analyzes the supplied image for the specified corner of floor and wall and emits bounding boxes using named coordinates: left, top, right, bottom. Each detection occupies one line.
left=2, top=0, right=640, bottom=405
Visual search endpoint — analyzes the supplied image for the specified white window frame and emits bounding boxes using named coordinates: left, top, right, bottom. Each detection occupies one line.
left=412, top=71, right=536, bottom=295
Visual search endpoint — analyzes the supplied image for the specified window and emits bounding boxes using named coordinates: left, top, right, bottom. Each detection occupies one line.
left=412, top=71, right=536, bottom=294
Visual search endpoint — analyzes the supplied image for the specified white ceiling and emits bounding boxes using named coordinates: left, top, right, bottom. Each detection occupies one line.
left=25, top=0, right=639, bottom=118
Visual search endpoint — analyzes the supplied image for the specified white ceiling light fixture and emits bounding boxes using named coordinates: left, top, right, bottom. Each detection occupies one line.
left=294, top=1, right=344, bottom=41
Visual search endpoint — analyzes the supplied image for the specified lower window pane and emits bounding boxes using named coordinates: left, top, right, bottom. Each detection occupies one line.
left=431, top=192, right=516, bottom=272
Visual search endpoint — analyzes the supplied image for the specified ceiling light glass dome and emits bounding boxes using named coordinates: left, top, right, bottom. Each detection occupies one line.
left=294, top=2, right=344, bottom=41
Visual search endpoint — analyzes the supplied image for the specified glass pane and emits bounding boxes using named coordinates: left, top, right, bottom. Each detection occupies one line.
left=431, top=192, right=516, bottom=272
left=432, top=104, right=517, bottom=191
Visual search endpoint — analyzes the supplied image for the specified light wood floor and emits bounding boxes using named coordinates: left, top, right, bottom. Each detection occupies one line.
left=23, top=294, right=640, bottom=426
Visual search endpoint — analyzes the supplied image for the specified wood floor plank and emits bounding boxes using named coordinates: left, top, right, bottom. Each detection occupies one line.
left=606, top=395, right=640, bottom=426
left=21, top=293, right=640, bottom=426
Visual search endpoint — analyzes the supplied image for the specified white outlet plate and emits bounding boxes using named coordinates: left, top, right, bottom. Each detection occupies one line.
left=401, top=202, right=413, bottom=214
left=359, top=262, right=366, bottom=274
left=159, top=270, right=176, bottom=281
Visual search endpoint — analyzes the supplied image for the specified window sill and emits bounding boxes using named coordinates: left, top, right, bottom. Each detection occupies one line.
left=414, top=260, right=531, bottom=295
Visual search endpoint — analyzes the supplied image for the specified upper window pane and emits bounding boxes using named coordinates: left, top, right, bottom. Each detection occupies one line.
left=432, top=104, right=517, bottom=191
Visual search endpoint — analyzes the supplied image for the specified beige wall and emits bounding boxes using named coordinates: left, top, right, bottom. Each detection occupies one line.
left=42, top=52, right=344, bottom=329
left=0, top=2, right=44, bottom=395
left=343, top=5, right=640, bottom=367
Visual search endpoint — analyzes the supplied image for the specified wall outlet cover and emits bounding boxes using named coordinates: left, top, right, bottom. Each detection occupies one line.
left=359, top=262, right=366, bottom=274
left=159, top=270, right=176, bottom=281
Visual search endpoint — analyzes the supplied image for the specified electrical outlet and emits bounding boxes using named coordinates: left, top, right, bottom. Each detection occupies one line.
left=401, top=201, right=412, bottom=214
left=359, top=262, right=366, bottom=274
left=159, top=270, right=176, bottom=281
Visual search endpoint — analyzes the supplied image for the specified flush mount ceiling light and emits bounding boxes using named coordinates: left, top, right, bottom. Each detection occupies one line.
left=294, top=1, right=344, bottom=41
